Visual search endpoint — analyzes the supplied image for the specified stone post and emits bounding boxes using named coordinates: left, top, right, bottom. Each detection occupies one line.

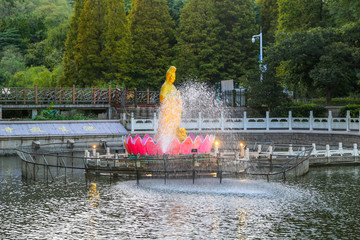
left=32, top=109, right=38, bottom=119
left=243, top=111, right=247, bottom=130
left=288, top=144, right=294, bottom=155
left=325, top=144, right=331, bottom=157
left=312, top=143, right=318, bottom=157
left=288, top=111, right=292, bottom=130
left=153, top=112, right=157, bottom=132
left=239, top=145, right=245, bottom=158
left=198, top=112, right=202, bottom=131
left=122, top=113, right=126, bottom=126
left=257, top=144, right=262, bottom=153
left=328, top=111, right=332, bottom=131
left=245, top=147, right=250, bottom=159
left=339, top=142, right=343, bottom=156
left=131, top=112, right=135, bottom=133
left=309, top=111, right=313, bottom=131
left=0, top=105, right=2, bottom=120
left=220, top=110, right=224, bottom=131
left=266, top=111, right=270, bottom=131
left=346, top=110, right=350, bottom=132
left=353, top=143, right=358, bottom=157
left=107, top=107, right=112, bottom=120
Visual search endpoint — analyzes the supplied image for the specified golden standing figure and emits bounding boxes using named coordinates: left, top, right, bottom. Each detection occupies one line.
left=156, top=66, right=187, bottom=143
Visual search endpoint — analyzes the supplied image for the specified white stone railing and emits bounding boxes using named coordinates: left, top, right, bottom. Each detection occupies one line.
left=130, top=110, right=360, bottom=133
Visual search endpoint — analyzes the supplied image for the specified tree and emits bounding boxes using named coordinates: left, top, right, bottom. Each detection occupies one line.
left=257, top=0, right=278, bottom=43
left=0, top=46, right=26, bottom=84
left=128, top=0, right=175, bottom=89
left=0, top=28, right=23, bottom=51
left=310, top=42, right=358, bottom=103
left=277, top=0, right=330, bottom=33
left=267, top=28, right=338, bottom=98
left=61, top=0, right=84, bottom=86
left=10, top=65, right=61, bottom=87
left=74, top=0, right=107, bottom=86
left=246, top=66, right=289, bottom=113
left=175, top=0, right=257, bottom=84
left=168, top=0, right=188, bottom=26
left=101, top=0, right=132, bottom=86
left=327, top=0, right=360, bottom=26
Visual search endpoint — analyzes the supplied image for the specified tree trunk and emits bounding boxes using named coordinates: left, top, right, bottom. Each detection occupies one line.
left=326, top=86, right=332, bottom=104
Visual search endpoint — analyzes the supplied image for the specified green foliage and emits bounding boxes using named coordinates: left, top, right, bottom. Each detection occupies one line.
left=0, top=45, right=26, bottom=84
left=101, top=0, right=132, bottom=86
left=175, top=0, right=257, bottom=84
left=256, top=0, right=278, bottom=43
left=327, top=0, right=360, bottom=26
left=339, top=104, right=360, bottom=118
left=74, top=0, right=107, bottom=86
left=310, top=42, right=358, bottom=103
left=168, top=0, right=187, bottom=26
left=271, top=104, right=327, bottom=117
left=246, top=65, right=289, bottom=113
left=129, top=0, right=175, bottom=89
left=9, top=65, right=62, bottom=87
left=63, top=0, right=130, bottom=87
left=0, top=28, right=23, bottom=51
left=61, top=0, right=84, bottom=86
left=266, top=27, right=360, bottom=101
left=35, top=103, right=96, bottom=120
left=277, top=0, right=330, bottom=33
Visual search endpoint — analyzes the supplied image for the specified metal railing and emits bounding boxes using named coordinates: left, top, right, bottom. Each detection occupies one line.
left=0, top=86, right=159, bottom=107
left=0, top=86, right=246, bottom=107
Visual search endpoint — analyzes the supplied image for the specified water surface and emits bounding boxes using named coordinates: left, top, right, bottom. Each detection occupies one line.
left=1, top=156, right=359, bottom=239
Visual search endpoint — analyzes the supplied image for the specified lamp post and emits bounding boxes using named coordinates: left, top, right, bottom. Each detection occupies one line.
left=252, top=28, right=263, bottom=82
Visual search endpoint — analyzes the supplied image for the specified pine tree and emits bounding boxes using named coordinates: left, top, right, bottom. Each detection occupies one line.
left=175, top=0, right=257, bottom=84
left=175, top=0, right=219, bottom=82
left=215, top=0, right=258, bottom=83
left=128, top=0, right=175, bottom=89
left=277, top=0, right=329, bottom=33
left=258, top=0, right=278, bottom=43
left=61, top=0, right=84, bottom=86
left=75, top=0, right=107, bottom=86
left=102, top=0, right=132, bottom=86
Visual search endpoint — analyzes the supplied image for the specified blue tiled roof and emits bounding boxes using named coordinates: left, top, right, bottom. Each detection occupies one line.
left=0, top=120, right=128, bottom=137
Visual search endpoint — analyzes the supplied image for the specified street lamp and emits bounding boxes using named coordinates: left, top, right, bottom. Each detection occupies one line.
left=252, top=28, right=263, bottom=82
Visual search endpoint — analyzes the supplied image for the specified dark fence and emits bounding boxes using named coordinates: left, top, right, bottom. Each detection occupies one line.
left=0, top=86, right=159, bottom=107
left=0, top=86, right=245, bottom=107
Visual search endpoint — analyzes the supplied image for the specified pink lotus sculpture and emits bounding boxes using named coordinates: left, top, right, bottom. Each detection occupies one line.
left=124, top=134, right=215, bottom=156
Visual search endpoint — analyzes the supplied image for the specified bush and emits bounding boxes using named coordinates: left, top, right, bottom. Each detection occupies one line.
left=271, top=104, right=327, bottom=117
left=339, top=104, right=360, bottom=117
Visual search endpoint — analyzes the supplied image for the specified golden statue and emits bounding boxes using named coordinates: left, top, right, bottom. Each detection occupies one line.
left=156, top=66, right=187, bottom=143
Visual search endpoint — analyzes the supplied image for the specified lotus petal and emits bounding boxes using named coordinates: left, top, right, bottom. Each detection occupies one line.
left=142, top=134, right=150, bottom=144
left=190, top=134, right=195, bottom=141
left=145, top=138, right=157, bottom=155
left=166, top=137, right=181, bottom=155
left=192, top=136, right=202, bottom=152
left=199, top=135, right=210, bottom=154
left=135, top=137, right=146, bottom=155
left=205, top=135, right=215, bottom=153
left=128, top=136, right=138, bottom=155
left=156, top=138, right=165, bottom=155
left=199, top=134, right=204, bottom=141
left=124, top=139, right=131, bottom=155
left=180, top=136, right=193, bottom=155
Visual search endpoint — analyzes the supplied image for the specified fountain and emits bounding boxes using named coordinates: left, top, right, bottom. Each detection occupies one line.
left=124, top=66, right=215, bottom=156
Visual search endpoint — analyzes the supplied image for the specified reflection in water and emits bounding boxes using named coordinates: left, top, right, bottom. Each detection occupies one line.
left=89, top=183, right=100, bottom=208
left=1, top=156, right=360, bottom=239
left=88, top=182, right=100, bottom=240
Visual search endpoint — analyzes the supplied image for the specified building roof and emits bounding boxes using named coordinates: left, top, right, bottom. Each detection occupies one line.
left=0, top=120, right=128, bottom=137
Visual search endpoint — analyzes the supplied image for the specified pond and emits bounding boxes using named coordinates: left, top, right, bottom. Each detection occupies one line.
left=1, top=156, right=359, bottom=239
